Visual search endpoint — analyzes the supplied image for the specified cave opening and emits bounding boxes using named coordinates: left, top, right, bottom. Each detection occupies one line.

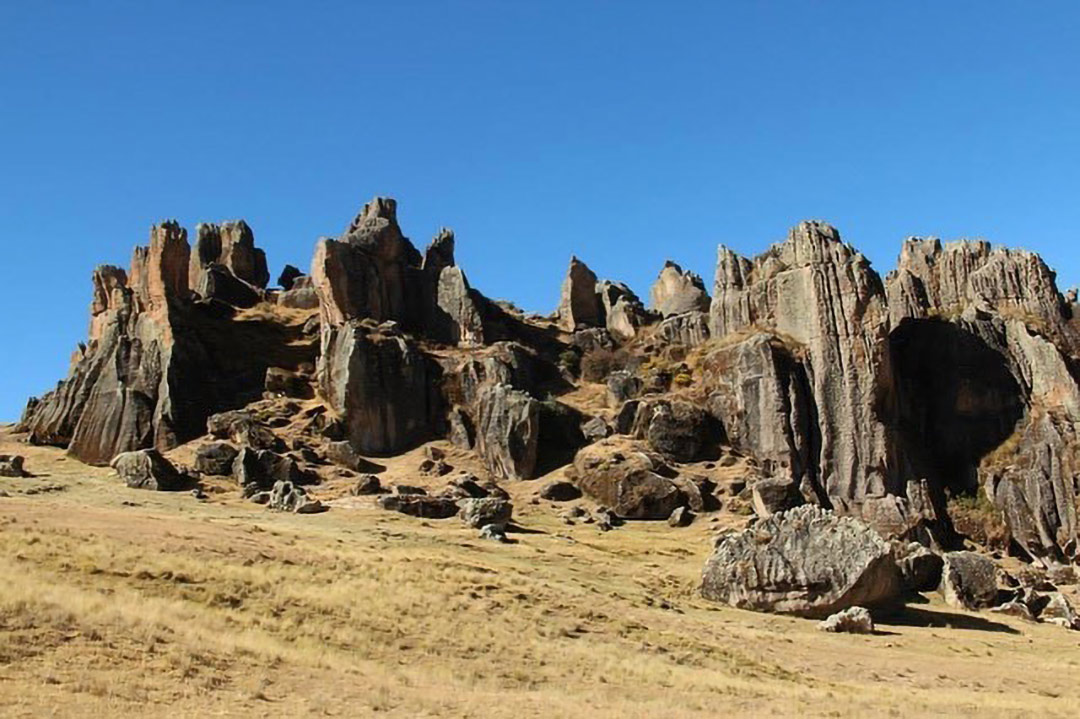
left=889, top=318, right=1026, bottom=498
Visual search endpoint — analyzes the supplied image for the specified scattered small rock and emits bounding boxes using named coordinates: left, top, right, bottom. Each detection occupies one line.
left=668, top=506, right=694, bottom=527
left=539, top=480, right=582, bottom=502
left=350, top=474, right=384, bottom=496
left=377, top=494, right=460, bottom=519
left=458, top=497, right=513, bottom=529
left=268, top=480, right=326, bottom=514
left=0, top=455, right=28, bottom=478
left=111, top=450, right=187, bottom=491
left=817, top=607, right=875, bottom=634
left=194, top=442, right=239, bottom=476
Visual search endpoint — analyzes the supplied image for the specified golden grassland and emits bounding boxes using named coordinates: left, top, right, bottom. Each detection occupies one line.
left=1, top=429, right=1079, bottom=718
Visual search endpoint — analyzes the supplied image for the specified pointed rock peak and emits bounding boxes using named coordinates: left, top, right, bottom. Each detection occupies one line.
left=344, top=197, right=398, bottom=239
left=191, top=219, right=269, bottom=289
left=558, top=256, right=602, bottom=331
left=423, top=227, right=456, bottom=272
left=131, top=221, right=190, bottom=311
left=278, top=264, right=303, bottom=291
left=651, top=260, right=710, bottom=317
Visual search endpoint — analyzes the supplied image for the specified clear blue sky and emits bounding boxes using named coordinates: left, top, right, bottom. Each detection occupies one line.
left=2, top=1, right=1079, bottom=420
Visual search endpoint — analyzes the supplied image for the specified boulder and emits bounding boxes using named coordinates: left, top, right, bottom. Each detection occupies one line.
left=701, top=506, right=903, bottom=618
left=817, top=607, right=874, bottom=634
left=539, top=480, right=582, bottom=502
left=752, top=477, right=804, bottom=517
left=377, top=494, right=460, bottom=519
left=475, top=384, right=539, bottom=480
left=278, top=264, right=303, bottom=291
left=233, top=448, right=307, bottom=492
left=1040, top=592, right=1080, bottom=630
left=569, top=439, right=689, bottom=520
left=597, top=280, right=647, bottom=341
left=581, top=416, right=612, bottom=443
left=268, top=480, right=325, bottom=514
left=895, top=543, right=944, bottom=593
left=111, top=449, right=187, bottom=491
left=479, top=524, right=510, bottom=542
left=640, top=400, right=722, bottom=463
left=350, top=474, right=384, bottom=496
left=668, top=506, right=694, bottom=527
left=194, top=442, right=239, bottom=476
left=458, top=498, right=513, bottom=529
left=194, top=263, right=261, bottom=308
left=650, top=261, right=710, bottom=317
left=939, top=551, right=998, bottom=610
left=324, top=441, right=380, bottom=473
left=0, top=455, right=28, bottom=478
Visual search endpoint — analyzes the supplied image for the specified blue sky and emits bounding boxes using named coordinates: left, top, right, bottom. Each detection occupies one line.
left=2, top=1, right=1079, bottom=420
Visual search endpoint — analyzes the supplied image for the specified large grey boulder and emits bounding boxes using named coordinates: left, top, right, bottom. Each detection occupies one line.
left=939, top=551, right=998, bottom=610
left=475, top=383, right=539, bottom=480
left=111, top=449, right=186, bottom=491
left=233, top=447, right=307, bottom=493
left=701, top=505, right=903, bottom=618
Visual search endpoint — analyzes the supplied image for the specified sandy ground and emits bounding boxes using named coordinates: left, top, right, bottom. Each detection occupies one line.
left=1, top=427, right=1079, bottom=718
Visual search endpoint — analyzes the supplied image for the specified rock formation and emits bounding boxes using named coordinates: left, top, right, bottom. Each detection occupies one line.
left=19, top=196, right=1080, bottom=576
left=701, top=506, right=904, bottom=617
left=650, top=261, right=710, bottom=317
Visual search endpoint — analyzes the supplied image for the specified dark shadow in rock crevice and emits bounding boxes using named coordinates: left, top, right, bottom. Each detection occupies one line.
left=889, top=318, right=1026, bottom=503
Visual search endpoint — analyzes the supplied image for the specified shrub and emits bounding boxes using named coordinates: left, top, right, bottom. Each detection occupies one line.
left=580, top=347, right=631, bottom=382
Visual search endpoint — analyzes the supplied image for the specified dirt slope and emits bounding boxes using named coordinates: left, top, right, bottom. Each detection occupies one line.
left=1, top=427, right=1078, bottom=718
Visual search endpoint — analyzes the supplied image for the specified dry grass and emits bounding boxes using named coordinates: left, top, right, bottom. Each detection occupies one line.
left=2, top=429, right=1080, bottom=718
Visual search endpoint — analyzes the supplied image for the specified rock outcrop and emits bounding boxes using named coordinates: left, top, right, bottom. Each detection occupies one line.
left=651, top=261, right=710, bottom=317
left=111, top=449, right=186, bottom=491
left=701, top=506, right=903, bottom=617
left=557, top=257, right=603, bottom=331
left=318, top=322, right=438, bottom=456
left=189, top=220, right=268, bottom=295
left=709, top=222, right=896, bottom=506
left=886, top=238, right=1080, bottom=564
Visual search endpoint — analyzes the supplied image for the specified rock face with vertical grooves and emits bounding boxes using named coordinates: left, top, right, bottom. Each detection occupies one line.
left=885, top=238, right=1080, bottom=564
left=20, top=220, right=315, bottom=466
left=18, top=196, right=1080, bottom=574
left=708, top=222, right=897, bottom=506
left=318, top=321, right=438, bottom=456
